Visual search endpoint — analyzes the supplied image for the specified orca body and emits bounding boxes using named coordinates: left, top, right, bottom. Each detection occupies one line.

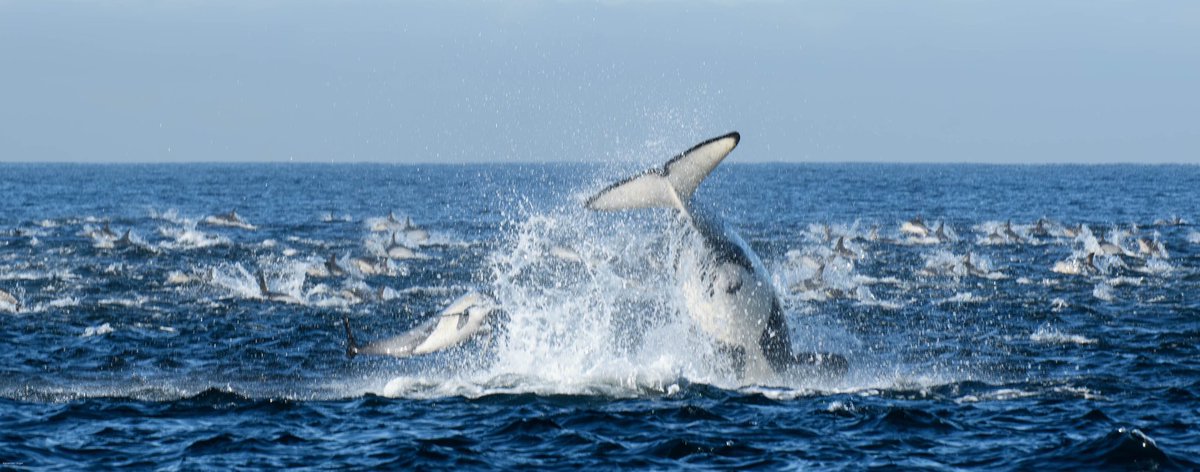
left=585, top=132, right=846, bottom=381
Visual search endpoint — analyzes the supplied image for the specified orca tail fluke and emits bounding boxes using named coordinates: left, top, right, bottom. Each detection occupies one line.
left=585, top=132, right=740, bottom=213
left=342, top=316, right=360, bottom=359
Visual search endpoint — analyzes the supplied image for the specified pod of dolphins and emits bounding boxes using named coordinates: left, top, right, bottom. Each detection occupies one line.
left=1, top=135, right=1194, bottom=386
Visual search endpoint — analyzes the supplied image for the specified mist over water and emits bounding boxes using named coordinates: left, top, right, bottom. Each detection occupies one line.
left=1, top=162, right=1198, bottom=468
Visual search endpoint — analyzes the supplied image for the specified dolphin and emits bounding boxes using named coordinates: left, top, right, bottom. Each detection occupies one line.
left=370, top=212, right=398, bottom=232
left=308, top=254, right=348, bottom=278
left=0, top=288, right=21, bottom=313
left=1137, top=238, right=1167, bottom=258
left=584, top=132, right=846, bottom=381
left=1062, top=224, right=1083, bottom=239
left=1154, top=215, right=1187, bottom=227
left=351, top=256, right=391, bottom=276
left=115, top=229, right=135, bottom=247
left=1053, top=252, right=1100, bottom=276
left=335, top=284, right=387, bottom=305
left=344, top=292, right=497, bottom=358
left=962, top=253, right=991, bottom=278
left=1096, top=234, right=1124, bottom=256
left=325, top=255, right=347, bottom=277
left=255, top=271, right=303, bottom=304
left=1030, top=218, right=1051, bottom=237
left=386, top=233, right=420, bottom=260
left=866, top=224, right=895, bottom=244
left=1003, top=221, right=1024, bottom=243
left=401, top=217, right=431, bottom=245
left=984, top=228, right=1007, bottom=245
left=900, top=217, right=931, bottom=238
left=204, top=210, right=256, bottom=230
left=833, top=236, right=858, bottom=259
left=789, top=263, right=826, bottom=294
left=934, top=221, right=951, bottom=243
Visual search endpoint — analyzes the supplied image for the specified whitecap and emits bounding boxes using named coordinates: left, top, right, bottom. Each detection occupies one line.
left=1031, top=325, right=1096, bottom=345
left=82, top=323, right=114, bottom=337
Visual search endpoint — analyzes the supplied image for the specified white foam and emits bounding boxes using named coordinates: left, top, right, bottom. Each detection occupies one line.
left=363, top=210, right=861, bottom=398
left=1092, top=283, right=1115, bottom=302
left=158, top=223, right=230, bottom=250
left=82, top=323, right=114, bottom=337
left=939, top=292, right=987, bottom=304
left=1031, top=325, right=1096, bottom=345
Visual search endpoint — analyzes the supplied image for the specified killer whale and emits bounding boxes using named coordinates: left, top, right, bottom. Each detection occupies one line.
left=585, top=132, right=846, bottom=380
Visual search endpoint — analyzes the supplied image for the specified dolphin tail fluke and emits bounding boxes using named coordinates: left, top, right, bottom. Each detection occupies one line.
left=342, top=316, right=360, bottom=359
left=585, top=132, right=740, bottom=213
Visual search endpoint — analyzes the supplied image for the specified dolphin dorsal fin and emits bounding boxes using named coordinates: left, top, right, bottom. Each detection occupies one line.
left=585, top=132, right=740, bottom=213
left=256, top=272, right=270, bottom=295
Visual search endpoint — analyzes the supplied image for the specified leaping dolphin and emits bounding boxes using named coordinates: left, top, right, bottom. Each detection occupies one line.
left=255, top=271, right=303, bottom=304
left=344, top=292, right=497, bottom=358
left=584, top=132, right=846, bottom=381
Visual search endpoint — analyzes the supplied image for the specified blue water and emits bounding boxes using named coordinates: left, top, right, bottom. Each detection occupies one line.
left=1, top=162, right=1198, bottom=469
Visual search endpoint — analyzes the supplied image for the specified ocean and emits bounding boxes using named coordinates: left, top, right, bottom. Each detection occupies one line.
left=1, top=161, right=1198, bottom=469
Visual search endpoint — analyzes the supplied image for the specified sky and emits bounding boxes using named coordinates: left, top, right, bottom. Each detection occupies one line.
left=1, top=1, right=1197, bottom=164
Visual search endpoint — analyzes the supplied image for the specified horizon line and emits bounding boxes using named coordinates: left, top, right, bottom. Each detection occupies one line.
left=0, top=159, right=1197, bottom=166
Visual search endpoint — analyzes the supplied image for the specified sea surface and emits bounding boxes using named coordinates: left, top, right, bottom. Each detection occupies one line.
left=1, top=162, right=1198, bottom=470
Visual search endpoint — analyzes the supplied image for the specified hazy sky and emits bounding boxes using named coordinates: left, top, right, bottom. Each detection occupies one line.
left=1, top=1, right=1197, bottom=163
